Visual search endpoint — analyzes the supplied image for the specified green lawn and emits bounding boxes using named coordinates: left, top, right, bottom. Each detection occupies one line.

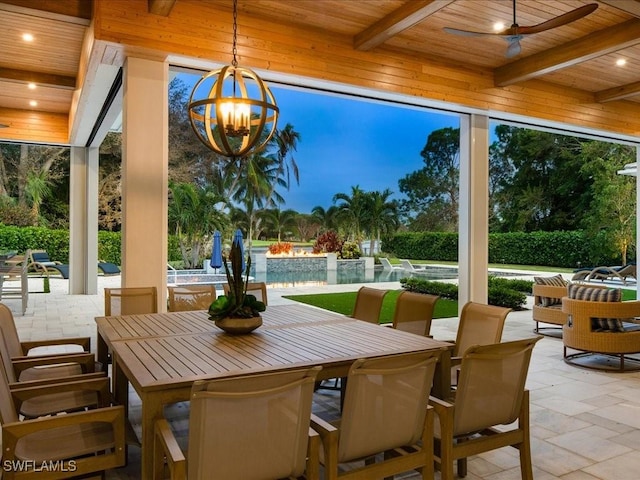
left=282, top=289, right=458, bottom=324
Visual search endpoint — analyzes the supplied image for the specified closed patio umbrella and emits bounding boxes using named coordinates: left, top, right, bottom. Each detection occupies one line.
left=210, top=230, right=222, bottom=273
left=233, top=229, right=246, bottom=272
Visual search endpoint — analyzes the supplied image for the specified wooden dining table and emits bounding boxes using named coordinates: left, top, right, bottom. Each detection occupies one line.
left=95, top=303, right=452, bottom=479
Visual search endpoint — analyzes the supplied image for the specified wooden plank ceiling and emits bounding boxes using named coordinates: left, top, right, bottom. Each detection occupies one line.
left=1, top=0, right=640, bottom=144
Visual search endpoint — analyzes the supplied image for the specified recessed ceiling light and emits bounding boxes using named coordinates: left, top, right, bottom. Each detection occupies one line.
left=27, top=82, right=36, bottom=90
left=616, top=58, right=627, bottom=67
left=493, top=22, right=505, bottom=32
left=22, top=33, right=34, bottom=42
left=29, top=100, right=37, bottom=107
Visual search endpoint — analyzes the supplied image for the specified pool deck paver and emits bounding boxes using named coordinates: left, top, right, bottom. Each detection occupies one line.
left=4, top=270, right=640, bottom=480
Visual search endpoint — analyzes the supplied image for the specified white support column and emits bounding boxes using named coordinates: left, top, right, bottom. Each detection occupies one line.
left=122, top=57, right=168, bottom=312
left=458, top=114, right=490, bottom=312
left=69, top=146, right=99, bottom=294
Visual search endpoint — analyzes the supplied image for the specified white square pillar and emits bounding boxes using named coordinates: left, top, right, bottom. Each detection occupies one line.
left=458, top=114, right=490, bottom=312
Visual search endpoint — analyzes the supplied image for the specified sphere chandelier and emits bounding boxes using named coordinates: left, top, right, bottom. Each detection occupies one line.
left=188, top=0, right=279, bottom=158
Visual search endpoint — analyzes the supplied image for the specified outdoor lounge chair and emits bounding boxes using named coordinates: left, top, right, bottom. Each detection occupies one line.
left=400, top=259, right=429, bottom=273
left=27, top=250, right=69, bottom=278
left=572, top=263, right=636, bottom=285
left=0, top=252, right=29, bottom=314
left=153, top=366, right=321, bottom=479
left=98, top=261, right=121, bottom=275
left=379, top=257, right=403, bottom=272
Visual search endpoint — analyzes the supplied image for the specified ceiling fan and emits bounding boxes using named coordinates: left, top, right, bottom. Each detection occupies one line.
left=444, top=0, right=598, bottom=58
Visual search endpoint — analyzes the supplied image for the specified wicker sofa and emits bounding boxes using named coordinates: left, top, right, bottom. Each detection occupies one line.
left=532, top=284, right=567, bottom=334
left=561, top=297, right=640, bottom=371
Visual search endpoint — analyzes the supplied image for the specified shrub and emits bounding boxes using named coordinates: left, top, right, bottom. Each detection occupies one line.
left=313, top=230, right=343, bottom=254
left=400, top=276, right=528, bottom=310
left=488, top=276, right=534, bottom=294
left=340, top=241, right=361, bottom=259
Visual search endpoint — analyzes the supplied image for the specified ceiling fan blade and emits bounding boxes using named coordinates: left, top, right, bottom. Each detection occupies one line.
left=519, top=3, right=598, bottom=35
left=443, top=27, right=497, bottom=37
left=505, top=36, right=522, bottom=58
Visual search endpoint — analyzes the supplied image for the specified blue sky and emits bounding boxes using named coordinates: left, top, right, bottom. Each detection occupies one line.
left=270, top=85, right=460, bottom=213
left=178, top=72, right=461, bottom=214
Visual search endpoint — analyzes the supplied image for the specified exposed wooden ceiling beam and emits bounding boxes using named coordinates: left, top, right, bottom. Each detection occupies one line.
left=148, top=0, right=176, bottom=16
left=354, top=0, right=454, bottom=51
left=0, top=0, right=91, bottom=20
left=599, top=0, right=640, bottom=18
left=0, top=68, right=75, bottom=89
left=495, top=18, right=640, bottom=87
left=596, top=80, right=640, bottom=103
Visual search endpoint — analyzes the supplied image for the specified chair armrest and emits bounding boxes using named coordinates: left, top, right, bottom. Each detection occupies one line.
left=12, top=352, right=96, bottom=377
left=10, top=376, right=112, bottom=411
left=154, top=418, right=186, bottom=480
left=21, top=336, right=91, bottom=355
left=9, top=371, right=106, bottom=390
left=2, top=405, right=125, bottom=461
left=309, top=414, right=339, bottom=472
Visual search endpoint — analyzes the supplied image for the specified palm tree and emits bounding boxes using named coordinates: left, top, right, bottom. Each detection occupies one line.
left=333, top=185, right=368, bottom=242
left=363, top=189, right=399, bottom=255
left=311, top=205, right=340, bottom=233
left=262, top=208, right=298, bottom=242
left=226, top=153, right=287, bottom=254
left=168, top=182, right=228, bottom=268
left=24, top=169, right=52, bottom=226
left=273, top=123, right=301, bottom=190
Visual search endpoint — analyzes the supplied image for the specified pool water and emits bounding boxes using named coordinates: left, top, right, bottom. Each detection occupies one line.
left=168, top=265, right=475, bottom=288
left=251, top=266, right=460, bottom=287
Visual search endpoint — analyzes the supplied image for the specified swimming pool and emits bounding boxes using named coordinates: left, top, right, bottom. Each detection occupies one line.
left=168, top=265, right=460, bottom=287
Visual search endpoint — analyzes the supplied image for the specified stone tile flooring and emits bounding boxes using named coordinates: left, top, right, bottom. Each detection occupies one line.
left=5, top=272, right=640, bottom=479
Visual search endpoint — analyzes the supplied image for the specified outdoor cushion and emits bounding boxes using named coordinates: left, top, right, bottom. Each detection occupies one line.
left=534, top=274, right=568, bottom=307
left=567, top=284, right=624, bottom=332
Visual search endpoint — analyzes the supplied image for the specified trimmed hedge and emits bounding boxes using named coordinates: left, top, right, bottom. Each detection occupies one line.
left=0, top=225, right=182, bottom=265
left=384, top=230, right=626, bottom=268
left=400, top=276, right=528, bottom=310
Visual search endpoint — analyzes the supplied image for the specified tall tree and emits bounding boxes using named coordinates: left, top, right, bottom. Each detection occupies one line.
left=168, top=182, right=228, bottom=268
left=580, top=142, right=636, bottom=264
left=333, top=185, right=368, bottom=242
left=261, top=208, right=297, bottom=242
left=398, top=127, right=460, bottom=232
left=311, top=205, right=341, bottom=233
left=489, top=126, right=588, bottom=232
left=363, top=189, right=399, bottom=254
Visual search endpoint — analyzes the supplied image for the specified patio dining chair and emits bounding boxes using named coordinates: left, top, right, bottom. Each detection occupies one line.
left=392, top=291, right=439, bottom=336
left=449, top=301, right=511, bottom=388
left=311, top=349, right=445, bottom=480
left=0, top=360, right=126, bottom=479
left=153, top=366, right=321, bottom=479
left=223, top=281, right=268, bottom=305
left=0, top=251, right=29, bottom=315
left=0, top=302, right=95, bottom=381
left=168, top=285, right=216, bottom=312
left=105, top=286, right=158, bottom=316
left=431, top=337, right=542, bottom=480
left=351, top=286, right=388, bottom=324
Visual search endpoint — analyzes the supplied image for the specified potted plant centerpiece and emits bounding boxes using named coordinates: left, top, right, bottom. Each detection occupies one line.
left=208, top=236, right=265, bottom=334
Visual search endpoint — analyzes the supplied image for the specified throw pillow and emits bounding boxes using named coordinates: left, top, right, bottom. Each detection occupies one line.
left=567, top=284, right=624, bottom=332
left=534, top=274, right=568, bottom=307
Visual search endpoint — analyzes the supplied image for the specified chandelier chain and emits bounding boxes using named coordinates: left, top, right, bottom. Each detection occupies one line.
left=232, top=0, right=238, bottom=67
